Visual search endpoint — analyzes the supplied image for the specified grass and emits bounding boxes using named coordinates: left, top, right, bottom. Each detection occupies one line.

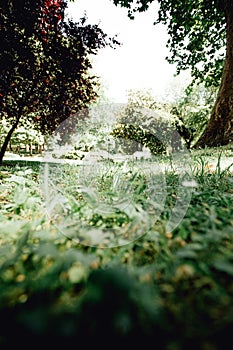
left=0, top=147, right=233, bottom=349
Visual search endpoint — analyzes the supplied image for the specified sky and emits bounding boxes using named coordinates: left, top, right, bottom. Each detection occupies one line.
left=66, top=0, right=190, bottom=103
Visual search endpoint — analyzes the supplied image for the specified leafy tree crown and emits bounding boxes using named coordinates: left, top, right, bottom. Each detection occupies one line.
left=113, top=0, right=227, bottom=86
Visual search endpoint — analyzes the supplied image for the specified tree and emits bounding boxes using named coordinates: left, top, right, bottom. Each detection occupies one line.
left=0, top=0, right=119, bottom=164
left=111, top=89, right=190, bottom=153
left=112, top=0, right=233, bottom=148
left=171, top=83, right=218, bottom=148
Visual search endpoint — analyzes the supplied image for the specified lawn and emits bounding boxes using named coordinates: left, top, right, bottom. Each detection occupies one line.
left=0, top=146, right=233, bottom=349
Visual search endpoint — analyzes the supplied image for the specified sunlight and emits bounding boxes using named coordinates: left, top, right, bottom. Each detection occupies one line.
left=66, top=0, right=178, bottom=102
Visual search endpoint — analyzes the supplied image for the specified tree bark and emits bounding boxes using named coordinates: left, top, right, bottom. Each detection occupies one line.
left=0, top=115, right=21, bottom=165
left=194, top=3, right=233, bottom=148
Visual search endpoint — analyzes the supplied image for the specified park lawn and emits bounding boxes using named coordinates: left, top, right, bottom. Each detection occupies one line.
left=0, top=146, right=233, bottom=349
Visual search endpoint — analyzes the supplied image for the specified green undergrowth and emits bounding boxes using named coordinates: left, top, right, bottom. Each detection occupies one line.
left=0, top=148, right=233, bottom=349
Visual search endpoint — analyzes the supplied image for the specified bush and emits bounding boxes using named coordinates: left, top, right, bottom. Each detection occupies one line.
left=111, top=89, right=188, bottom=154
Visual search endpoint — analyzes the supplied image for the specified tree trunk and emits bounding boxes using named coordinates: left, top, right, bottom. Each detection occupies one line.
left=30, top=142, right=33, bottom=156
left=194, top=4, right=233, bottom=148
left=0, top=116, right=21, bottom=165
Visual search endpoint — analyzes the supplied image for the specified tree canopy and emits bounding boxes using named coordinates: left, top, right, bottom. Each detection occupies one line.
left=113, top=0, right=226, bottom=87
left=112, top=0, right=233, bottom=147
left=0, top=0, right=119, bottom=163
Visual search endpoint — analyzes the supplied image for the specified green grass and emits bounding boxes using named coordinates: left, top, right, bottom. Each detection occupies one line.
left=0, top=148, right=233, bottom=349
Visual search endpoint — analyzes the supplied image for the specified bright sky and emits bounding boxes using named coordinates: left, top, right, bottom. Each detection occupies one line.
left=66, top=0, right=190, bottom=103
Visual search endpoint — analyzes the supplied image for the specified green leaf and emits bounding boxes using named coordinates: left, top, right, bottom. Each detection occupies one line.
left=176, top=249, right=198, bottom=259
left=213, top=260, right=233, bottom=275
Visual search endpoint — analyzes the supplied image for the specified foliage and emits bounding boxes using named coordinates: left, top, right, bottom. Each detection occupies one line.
left=62, top=117, right=115, bottom=160
left=0, top=147, right=233, bottom=347
left=112, top=0, right=227, bottom=87
left=112, top=0, right=233, bottom=149
left=0, top=0, right=120, bottom=163
left=111, top=89, right=193, bottom=153
left=0, top=117, right=44, bottom=152
left=171, top=83, right=218, bottom=147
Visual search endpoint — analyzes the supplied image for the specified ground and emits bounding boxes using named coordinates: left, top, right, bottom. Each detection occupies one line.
left=0, top=145, right=233, bottom=349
